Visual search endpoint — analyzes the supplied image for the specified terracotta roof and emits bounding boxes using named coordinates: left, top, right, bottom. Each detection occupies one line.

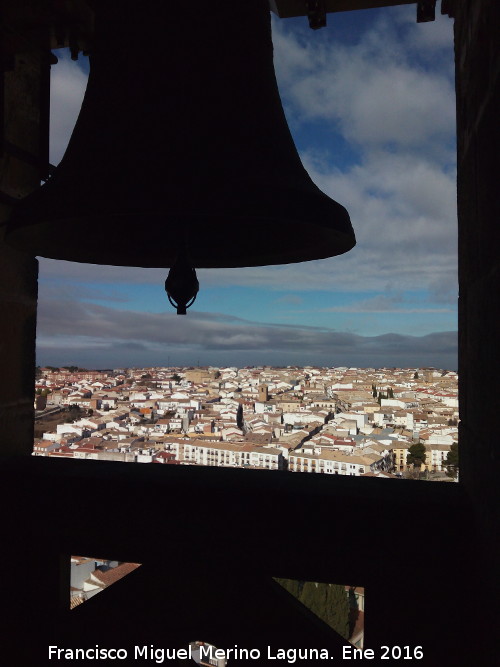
left=34, top=440, right=56, bottom=448
left=92, top=562, right=141, bottom=587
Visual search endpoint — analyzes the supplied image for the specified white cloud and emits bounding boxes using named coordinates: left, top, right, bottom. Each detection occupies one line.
left=293, top=149, right=458, bottom=294
left=315, top=293, right=453, bottom=313
left=36, top=298, right=457, bottom=369
left=272, top=12, right=456, bottom=151
left=39, top=258, right=164, bottom=285
left=399, top=9, right=456, bottom=59
left=273, top=294, right=304, bottom=305
left=302, top=150, right=457, bottom=245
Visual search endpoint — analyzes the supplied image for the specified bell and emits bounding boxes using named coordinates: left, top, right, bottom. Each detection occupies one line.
left=5, top=0, right=355, bottom=276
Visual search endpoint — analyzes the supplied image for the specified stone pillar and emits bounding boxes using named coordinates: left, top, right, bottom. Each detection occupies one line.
left=456, top=0, right=500, bottom=542
left=455, top=0, right=500, bottom=661
left=0, top=242, right=38, bottom=457
left=0, top=47, right=46, bottom=457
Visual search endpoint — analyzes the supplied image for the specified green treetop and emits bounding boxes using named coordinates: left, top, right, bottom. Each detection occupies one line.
left=407, top=442, right=427, bottom=468
left=445, top=442, right=459, bottom=479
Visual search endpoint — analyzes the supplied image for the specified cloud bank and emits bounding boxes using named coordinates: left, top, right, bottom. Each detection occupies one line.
left=37, top=298, right=457, bottom=370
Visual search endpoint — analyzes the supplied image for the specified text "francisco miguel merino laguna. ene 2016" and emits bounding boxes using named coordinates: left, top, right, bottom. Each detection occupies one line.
left=48, top=644, right=334, bottom=663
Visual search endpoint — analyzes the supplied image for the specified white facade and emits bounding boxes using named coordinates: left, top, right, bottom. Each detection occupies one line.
left=289, top=450, right=378, bottom=476
left=181, top=441, right=283, bottom=470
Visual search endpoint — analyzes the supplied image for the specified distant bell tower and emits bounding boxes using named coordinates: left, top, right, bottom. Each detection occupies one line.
left=258, top=384, right=269, bottom=402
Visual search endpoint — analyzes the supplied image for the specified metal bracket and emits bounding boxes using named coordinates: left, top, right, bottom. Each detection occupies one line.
left=305, top=0, right=327, bottom=30
left=417, top=0, right=436, bottom=23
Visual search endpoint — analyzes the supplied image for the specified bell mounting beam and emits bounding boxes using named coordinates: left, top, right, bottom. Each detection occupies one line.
left=270, top=0, right=437, bottom=24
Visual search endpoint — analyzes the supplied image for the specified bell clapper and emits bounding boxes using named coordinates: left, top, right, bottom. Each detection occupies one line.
left=164, top=245, right=199, bottom=315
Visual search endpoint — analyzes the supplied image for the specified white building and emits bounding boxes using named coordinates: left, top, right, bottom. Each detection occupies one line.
left=181, top=440, right=284, bottom=470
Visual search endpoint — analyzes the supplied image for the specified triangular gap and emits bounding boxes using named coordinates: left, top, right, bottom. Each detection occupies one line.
left=70, top=556, right=141, bottom=609
left=274, top=578, right=365, bottom=649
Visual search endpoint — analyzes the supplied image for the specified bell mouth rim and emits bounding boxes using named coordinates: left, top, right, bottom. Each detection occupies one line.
left=5, top=214, right=355, bottom=268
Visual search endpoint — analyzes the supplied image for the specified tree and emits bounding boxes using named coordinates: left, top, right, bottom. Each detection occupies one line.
left=323, top=583, right=350, bottom=639
left=275, top=579, right=350, bottom=640
left=66, top=404, right=81, bottom=422
left=274, top=577, right=302, bottom=599
left=445, top=442, right=459, bottom=479
left=414, top=371, right=419, bottom=380
left=407, top=442, right=427, bottom=469
left=236, top=404, right=244, bottom=430
left=171, top=373, right=182, bottom=383
left=299, top=582, right=350, bottom=639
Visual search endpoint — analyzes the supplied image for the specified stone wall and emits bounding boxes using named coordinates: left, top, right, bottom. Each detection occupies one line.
left=0, top=243, right=37, bottom=457
left=0, top=48, right=45, bottom=457
left=455, top=1, right=500, bottom=657
left=456, top=0, right=500, bottom=532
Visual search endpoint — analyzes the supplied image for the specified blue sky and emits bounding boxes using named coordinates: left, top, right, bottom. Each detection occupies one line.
left=37, top=4, right=458, bottom=370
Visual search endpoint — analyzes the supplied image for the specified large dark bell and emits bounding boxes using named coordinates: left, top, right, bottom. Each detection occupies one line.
left=5, top=0, right=355, bottom=268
